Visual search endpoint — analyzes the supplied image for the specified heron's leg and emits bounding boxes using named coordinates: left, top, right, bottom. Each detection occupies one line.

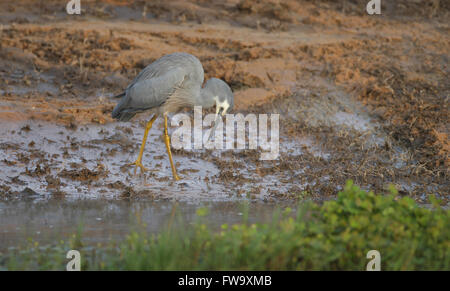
left=163, top=114, right=180, bottom=181
left=129, top=114, right=158, bottom=174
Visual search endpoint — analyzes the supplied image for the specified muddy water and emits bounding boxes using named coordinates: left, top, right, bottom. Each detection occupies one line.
left=0, top=198, right=286, bottom=250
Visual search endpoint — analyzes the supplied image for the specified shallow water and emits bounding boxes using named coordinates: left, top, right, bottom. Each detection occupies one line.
left=0, top=197, right=288, bottom=250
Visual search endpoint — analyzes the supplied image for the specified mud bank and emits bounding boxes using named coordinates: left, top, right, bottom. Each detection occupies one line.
left=0, top=1, right=448, bottom=246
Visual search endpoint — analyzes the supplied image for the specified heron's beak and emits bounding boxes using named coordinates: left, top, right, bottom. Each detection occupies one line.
left=208, top=107, right=224, bottom=142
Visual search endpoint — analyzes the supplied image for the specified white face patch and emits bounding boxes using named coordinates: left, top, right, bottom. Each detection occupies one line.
left=214, top=96, right=230, bottom=116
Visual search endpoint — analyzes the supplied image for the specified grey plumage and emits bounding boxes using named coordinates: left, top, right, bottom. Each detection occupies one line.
left=112, top=52, right=231, bottom=121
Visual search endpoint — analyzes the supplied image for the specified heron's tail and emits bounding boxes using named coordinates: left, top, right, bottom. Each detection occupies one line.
left=112, top=112, right=136, bottom=121
left=113, top=92, right=125, bottom=98
left=112, top=94, right=137, bottom=121
left=112, top=107, right=136, bottom=121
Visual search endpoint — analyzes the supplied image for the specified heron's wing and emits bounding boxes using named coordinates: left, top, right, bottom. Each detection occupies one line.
left=111, top=67, right=185, bottom=118
left=126, top=54, right=188, bottom=91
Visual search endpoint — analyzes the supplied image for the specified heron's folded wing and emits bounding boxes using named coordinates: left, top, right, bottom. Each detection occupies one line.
left=117, top=68, right=186, bottom=114
left=125, top=54, right=185, bottom=91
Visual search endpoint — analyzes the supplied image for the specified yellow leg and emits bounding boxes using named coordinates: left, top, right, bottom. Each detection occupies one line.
left=129, top=114, right=158, bottom=175
left=163, top=114, right=180, bottom=181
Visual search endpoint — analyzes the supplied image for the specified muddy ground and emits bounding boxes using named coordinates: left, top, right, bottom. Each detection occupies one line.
left=0, top=0, right=448, bottom=207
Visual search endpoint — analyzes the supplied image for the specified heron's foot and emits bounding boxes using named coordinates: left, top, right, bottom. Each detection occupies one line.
left=127, top=160, right=148, bottom=175
left=173, top=174, right=181, bottom=181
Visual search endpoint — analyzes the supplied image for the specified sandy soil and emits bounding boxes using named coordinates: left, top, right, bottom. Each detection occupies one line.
left=0, top=0, right=448, bottom=203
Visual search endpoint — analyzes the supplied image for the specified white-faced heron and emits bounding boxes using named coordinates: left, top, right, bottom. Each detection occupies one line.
left=112, top=52, right=234, bottom=180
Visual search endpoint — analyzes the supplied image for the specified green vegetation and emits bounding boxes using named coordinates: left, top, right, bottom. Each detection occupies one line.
left=1, top=181, right=449, bottom=270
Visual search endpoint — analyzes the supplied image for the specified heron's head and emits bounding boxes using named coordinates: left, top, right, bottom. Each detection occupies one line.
left=201, top=78, right=234, bottom=140
left=202, top=78, right=234, bottom=116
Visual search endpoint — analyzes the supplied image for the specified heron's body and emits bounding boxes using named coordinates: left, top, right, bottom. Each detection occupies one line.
left=112, top=52, right=234, bottom=180
left=112, top=53, right=205, bottom=120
